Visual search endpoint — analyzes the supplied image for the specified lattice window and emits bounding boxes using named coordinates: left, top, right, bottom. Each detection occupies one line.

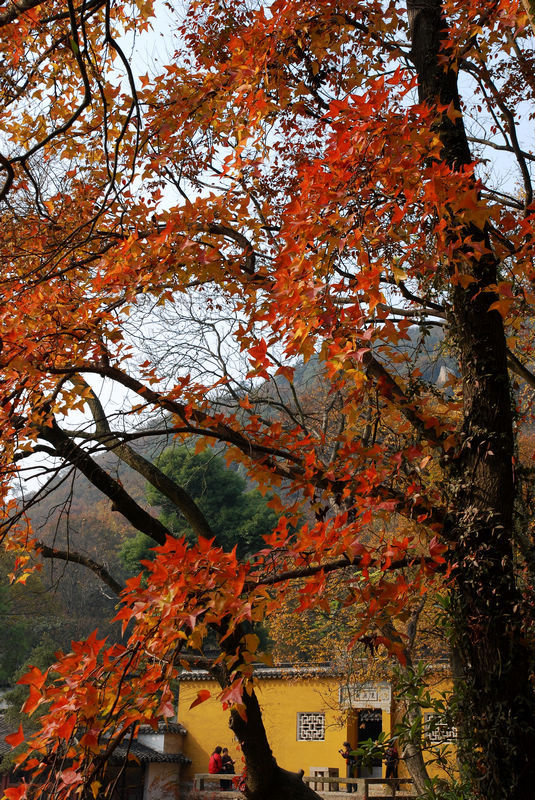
left=296, top=712, right=325, bottom=741
left=423, top=713, right=457, bottom=743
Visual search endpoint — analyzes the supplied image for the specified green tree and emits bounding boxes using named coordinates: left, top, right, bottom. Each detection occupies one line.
left=120, top=446, right=278, bottom=572
left=0, top=556, right=57, bottom=685
left=0, top=608, right=33, bottom=686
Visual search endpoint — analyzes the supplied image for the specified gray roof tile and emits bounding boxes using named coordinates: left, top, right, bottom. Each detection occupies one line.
left=110, top=740, right=190, bottom=765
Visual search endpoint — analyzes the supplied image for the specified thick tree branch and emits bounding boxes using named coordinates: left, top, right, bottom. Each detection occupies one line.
left=0, top=153, right=14, bottom=203
left=69, top=376, right=216, bottom=540
left=467, top=135, right=535, bottom=163
left=248, top=552, right=445, bottom=590
left=507, top=348, right=535, bottom=390
left=48, top=366, right=448, bottom=533
left=206, top=223, right=256, bottom=274
left=38, top=418, right=173, bottom=545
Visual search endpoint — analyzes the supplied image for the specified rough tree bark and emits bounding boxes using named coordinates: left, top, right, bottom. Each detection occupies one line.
left=212, top=625, right=322, bottom=800
left=407, top=2, right=535, bottom=798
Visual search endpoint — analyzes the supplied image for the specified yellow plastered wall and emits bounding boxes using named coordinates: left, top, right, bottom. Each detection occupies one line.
left=419, top=673, right=456, bottom=782
left=178, top=674, right=392, bottom=781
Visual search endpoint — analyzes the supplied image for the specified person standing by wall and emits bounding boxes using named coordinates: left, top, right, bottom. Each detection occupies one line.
left=339, top=741, right=356, bottom=793
left=385, top=740, right=399, bottom=791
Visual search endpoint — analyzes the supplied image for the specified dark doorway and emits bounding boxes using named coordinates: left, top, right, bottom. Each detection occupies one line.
left=357, top=708, right=382, bottom=778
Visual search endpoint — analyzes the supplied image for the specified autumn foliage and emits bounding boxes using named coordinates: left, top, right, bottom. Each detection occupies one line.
left=0, top=1, right=535, bottom=799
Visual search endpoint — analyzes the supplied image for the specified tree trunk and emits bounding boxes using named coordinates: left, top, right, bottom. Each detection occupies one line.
left=407, top=2, right=535, bottom=798
left=212, top=623, right=322, bottom=800
left=380, top=619, right=432, bottom=794
left=228, top=689, right=322, bottom=800
left=402, top=738, right=430, bottom=797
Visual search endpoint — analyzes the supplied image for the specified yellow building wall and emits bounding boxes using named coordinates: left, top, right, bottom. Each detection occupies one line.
left=419, top=673, right=456, bottom=783
left=178, top=675, right=392, bottom=781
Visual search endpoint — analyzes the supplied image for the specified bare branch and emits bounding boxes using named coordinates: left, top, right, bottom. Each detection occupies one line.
left=38, top=542, right=123, bottom=595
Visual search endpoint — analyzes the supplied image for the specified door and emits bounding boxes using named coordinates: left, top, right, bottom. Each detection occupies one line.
left=357, top=708, right=382, bottom=778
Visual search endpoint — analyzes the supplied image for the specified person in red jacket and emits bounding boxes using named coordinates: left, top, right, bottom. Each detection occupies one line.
left=208, top=746, right=223, bottom=787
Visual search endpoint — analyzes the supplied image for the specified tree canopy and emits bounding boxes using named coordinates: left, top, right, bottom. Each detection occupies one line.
left=0, top=1, right=534, bottom=799
left=120, top=445, right=279, bottom=570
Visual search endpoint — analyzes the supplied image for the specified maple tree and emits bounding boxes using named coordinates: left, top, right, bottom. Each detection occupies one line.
left=1, top=1, right=535, bottom=799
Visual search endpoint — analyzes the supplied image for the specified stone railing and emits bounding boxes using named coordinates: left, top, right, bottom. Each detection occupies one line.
left=192, top=773, right=242, bottom=797
left=302, top=775, right=415, bottom=797
left=191, top=773, right=415, bottom=799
